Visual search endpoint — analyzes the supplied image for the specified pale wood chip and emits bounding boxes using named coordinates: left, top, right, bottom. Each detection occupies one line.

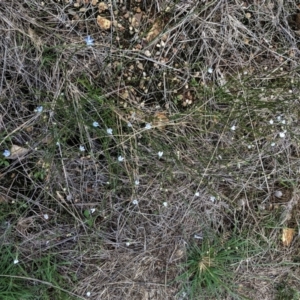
left=8, top=145, right=30, bottom=160
left=282, top=228, right=295, bottom=247
left=97, top=16, right=111, bottom=30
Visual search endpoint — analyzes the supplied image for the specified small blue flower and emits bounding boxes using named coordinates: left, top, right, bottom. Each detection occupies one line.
left=84, top=36, right=94, bottom=46
left=145, top=123, right=152, bottom=130
left=93, top=121, right=99, bottom=127
left=3, top=149, right=10, bottom=157
left=34, top=106, right=43, bottom=113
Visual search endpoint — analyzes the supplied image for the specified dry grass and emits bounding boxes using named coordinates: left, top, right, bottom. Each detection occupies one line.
left=1, top=0, right=300, bottom=299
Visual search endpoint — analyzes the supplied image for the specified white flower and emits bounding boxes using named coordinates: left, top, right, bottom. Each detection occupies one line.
left=163, top=202, right=168, bottom=207
left=127, top=122, right=132, bottom=127
left=43, top=214, right=49, bottom=220
left=118, top=155, right=124, bottom=162
left=126, top=242, right=131, bottom=246
left=132, top=199, right=138, bottom=205
left=247, top=145, right=252, bottom=149
left=274, top=190, right=283, bottom=198
left=194, top=192, right=200, bottom=197
left=210, top=196, right=216, bottom=202
left=13, top=259, right=19, bottom=264
left=145, top=123, right=152, bottom=130
left=281, top=120, right=286, bottom=124
left=230, top=125, right=236, bottom=131
left=56, top=141, right=60, bottom=146
left=90, top=208, right=96, bottom=214
left=271, top=142, right=276, bottom=147
left=208, top=67, right=213, bottom=74
left=93, top=121, right=99, bottom=127
left=134, top=180, right=139, bottom=186
left=279, top=132, right=285, bottom=138
left=107, top=128, right=113, bottom=135
left=79, top=145, right=85, bottom=152
left=277, top=115, right=282, bottom=121
left=84, top=35, right=94, bottom=46
left=34, top=106, right=43, bottom=113
left=157, top=151, right=163, bottom=158
left=86, top=291, right=91, bottom=297
left=3, top=149, right=10, bottom=157
left=269, top=119, right=274, bottom=125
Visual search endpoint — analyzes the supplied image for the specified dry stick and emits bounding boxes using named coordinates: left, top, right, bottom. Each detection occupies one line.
left=0, top=275, right=86, bottom=300
left=55, top=143, right=87, bottom=231
left=0, top=37, right=8, bottom=94
left=57, top=141, right=71, bottom=197
left=104, top=280, right=166, bottom=286
left=0, top=114, right=42, bottom=147
left=181, top=103, right=236, bottom=222
left=245, top=104, right=270, bottom=198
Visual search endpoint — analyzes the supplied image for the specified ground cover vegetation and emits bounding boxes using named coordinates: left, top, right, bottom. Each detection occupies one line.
left=1, top=0, right=300, bottom=299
